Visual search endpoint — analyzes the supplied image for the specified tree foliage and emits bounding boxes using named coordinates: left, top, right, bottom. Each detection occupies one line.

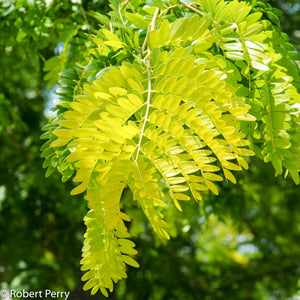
left=39, top=0, right=300, bottom=296
left=1, top=0, right=300, bottom=299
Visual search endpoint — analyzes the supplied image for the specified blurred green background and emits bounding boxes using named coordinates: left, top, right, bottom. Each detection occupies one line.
left=0, top=0, right=300, bottom=299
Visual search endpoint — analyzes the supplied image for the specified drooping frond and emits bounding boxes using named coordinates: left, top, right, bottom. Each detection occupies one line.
left=47, top=46, right=255, bottom=294
left=81, top=174, right=138, bottom=296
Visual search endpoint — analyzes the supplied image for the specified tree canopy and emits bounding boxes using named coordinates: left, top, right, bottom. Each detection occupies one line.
left=0, top=1, right=300, bottom=299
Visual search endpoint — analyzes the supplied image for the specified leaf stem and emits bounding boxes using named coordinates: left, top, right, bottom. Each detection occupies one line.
left=135, top=7, right=160, bottom=160
left=141, top=7, right=160, bottom=54
left=134, top=59, right=152, bottom=162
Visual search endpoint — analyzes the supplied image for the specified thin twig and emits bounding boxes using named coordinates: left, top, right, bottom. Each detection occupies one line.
left=150, top=7, right=160, bottom=30
left=118, top=4, right=125, bottom=26
left=121, top=0, right=130, bottom=9
left=180, top=2, right=205, bottom=17
left=141, top=30, right=150, bottom=55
